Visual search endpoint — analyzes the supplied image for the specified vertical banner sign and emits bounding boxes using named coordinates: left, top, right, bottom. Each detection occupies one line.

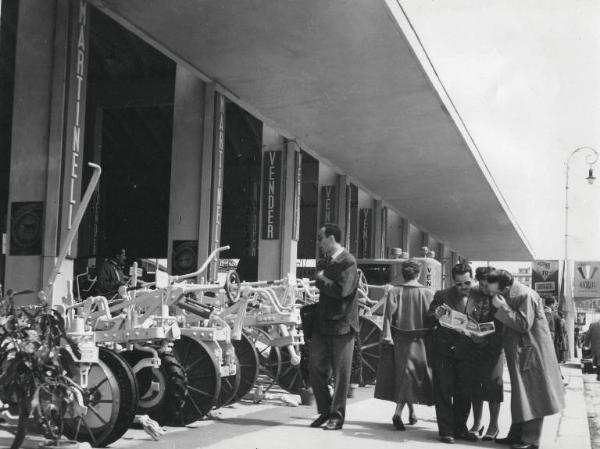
left=358, top=208, right=372, bottom=258
left=61, top=0, right=89, bottom=256
left=532, top=260, right=559, bottom=296
left=574, top=261, right=600, bottom=298
left=261, top=151, right=282, bottom=239
left=320, top=185, right=336, bottom=224
left=292, top=151, right=302, bottom=241
left=209, top=93, right=226, bottom=280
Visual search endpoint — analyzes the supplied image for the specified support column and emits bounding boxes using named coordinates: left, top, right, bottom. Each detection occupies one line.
left=279, top=141, right=299, bottom=276
left=421, top=232, right=430, bottom=253
left=6, top=0, right=88, bottom=301
left=336, top=174, right=347, bottom=234
left=167, top=66, right=206, bottom=278
left=400, top=217, right=410, bottom=255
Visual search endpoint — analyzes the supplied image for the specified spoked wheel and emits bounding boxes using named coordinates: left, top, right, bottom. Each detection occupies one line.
left=358, top=316, right=382, bottom=385
left=120, top=350, right=187, bottom=422
left=0, top=387, right=30, bottom=449
left=357, top=269, right=369, bottom=296
left=245, top=327, right=280, bottom=389
left=213, top=351, right=240, bottom=409
left=227, top=332, right=259, bottom=405
left=63, top=347, right=138, bottom=447
left=169, top=336, right=221, bottom=425
left=269, top=344, right=304, bottom=394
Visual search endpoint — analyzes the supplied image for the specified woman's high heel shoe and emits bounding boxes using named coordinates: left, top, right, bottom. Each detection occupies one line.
left=482, top=429, right=499, bottom=441
left=392, top=415, right=405, bottom=431
left=408, top=414, right=418, bottom=425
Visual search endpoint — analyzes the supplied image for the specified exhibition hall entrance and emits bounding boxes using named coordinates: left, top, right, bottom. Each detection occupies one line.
left=77, top=7, right=175, bottom=285
left=219, top=101, right=262, bottom=281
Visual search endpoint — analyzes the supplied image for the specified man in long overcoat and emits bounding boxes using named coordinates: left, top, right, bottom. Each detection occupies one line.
left=488, top=270, right=565, bottom=449
left=308, top=223, right=359, bottom=431
left=584, top=318, right=600, bottom=380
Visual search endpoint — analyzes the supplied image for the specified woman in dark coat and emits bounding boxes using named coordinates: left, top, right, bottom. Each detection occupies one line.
left=466, top=266, right=504, bottom=440
left=374, top=260, right=434, bottom=430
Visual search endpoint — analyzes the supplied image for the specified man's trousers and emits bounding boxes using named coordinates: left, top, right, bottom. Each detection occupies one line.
left=431, top=353, right=472, bottom=437
left=308, top=331, right=355, bottom=421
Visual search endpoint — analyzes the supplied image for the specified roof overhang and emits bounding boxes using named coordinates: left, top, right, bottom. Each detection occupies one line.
left=91, top=0, right=534, bottom=261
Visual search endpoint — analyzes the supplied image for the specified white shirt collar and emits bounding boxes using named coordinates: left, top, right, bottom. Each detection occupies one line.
left=331, top=247, right=344, bottom=261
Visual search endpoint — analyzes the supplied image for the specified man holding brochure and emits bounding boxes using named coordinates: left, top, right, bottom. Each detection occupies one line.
left=427, top=263, right=478, bottom=444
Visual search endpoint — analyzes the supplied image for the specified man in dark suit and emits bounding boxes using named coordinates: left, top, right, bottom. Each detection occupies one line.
left=308, top=223, right=359, bottom=431
left=427, top=263, right=478, bottom=444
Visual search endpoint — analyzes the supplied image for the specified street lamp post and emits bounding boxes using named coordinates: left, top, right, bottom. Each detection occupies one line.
left=564, top=146, right=598, bottom=358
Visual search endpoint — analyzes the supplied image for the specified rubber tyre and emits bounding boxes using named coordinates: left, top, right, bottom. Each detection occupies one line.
left=168, top=336, right=221, bottom=425
left=227, top=333, right=259, bottom=404
left=270, top=345, right=304, bottom=394
left=64, top=347, right=138, bottom=447
left=120, top=350, right=187, bottom=419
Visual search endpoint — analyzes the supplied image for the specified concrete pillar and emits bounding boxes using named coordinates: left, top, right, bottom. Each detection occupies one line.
left=408, top=223, right=421, bottom=258
left=373, top=200, right=384, bottom=258
left=421, top=232, right=430, bottom=252
left=6, top=0, right=88, bottom=301
left=167, top=66, right=206, bottom=277
left=336, top=175, right=348, bottom=245
left=399, top=217, right=410, bottom=255
left=386, top=209, right=402, bottom=255
left=279, top=141, right=299, bottom=276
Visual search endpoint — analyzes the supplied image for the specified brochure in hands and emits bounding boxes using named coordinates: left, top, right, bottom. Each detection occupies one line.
left=438, top=306, right=495, bottom=337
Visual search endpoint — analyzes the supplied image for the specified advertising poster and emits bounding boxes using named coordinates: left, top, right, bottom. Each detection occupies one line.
left=573, top=261, right=600, bottom=298
left=531, top=260, right=559, bottom=296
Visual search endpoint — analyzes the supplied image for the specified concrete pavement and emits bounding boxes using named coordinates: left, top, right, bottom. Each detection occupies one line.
left=108, top=362, right=591, bottom=449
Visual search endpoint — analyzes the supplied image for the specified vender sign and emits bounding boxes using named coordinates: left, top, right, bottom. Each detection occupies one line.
left=574, top=261, right=600, bottom=298
left=261, top=151, right=282, bottom=240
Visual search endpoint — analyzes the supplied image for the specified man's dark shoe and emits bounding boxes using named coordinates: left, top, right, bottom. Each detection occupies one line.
left=456, top=431, right=478, bottom=442
left=310, top=414, right=329, bottom=428
left=495, top=437, right=519, bottom=445
left=440, top=435, right=455, bottom=444
left=324, top=417, right=343, bottom=430
left=511, top=444, right=538, bottom=449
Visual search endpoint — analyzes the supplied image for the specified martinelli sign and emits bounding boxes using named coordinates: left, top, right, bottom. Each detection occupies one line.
left=574, top=261, right=600, bottom=298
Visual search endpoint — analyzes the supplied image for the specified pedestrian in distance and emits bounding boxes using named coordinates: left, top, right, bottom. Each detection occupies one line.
left=427, top=263, right=478, bottom=444
left=488, top=269, right=565, bottom=449
left=374, top=259, right=434, bottom=431
left=308, top=223, right=360, bottom=431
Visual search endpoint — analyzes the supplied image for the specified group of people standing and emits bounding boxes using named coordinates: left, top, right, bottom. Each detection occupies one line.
left=308, top=223, right=565, bottom=449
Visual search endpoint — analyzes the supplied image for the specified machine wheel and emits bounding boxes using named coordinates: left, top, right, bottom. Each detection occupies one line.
left=246, top=327, right=281, bottom=387
left=213, top=353, right=240, bottom=408
left=169, top=336, right=221, bottom=425
left=225, top=270, right=241, bottom=304
left=120, top=350, right=187, bottom=420
left=358, top=316, right=382, bottom=385
left=269, top=344, right=304, bottom=394
left=227, top=332, right=259, bottom=404
left=63, top=347, right=138, bottom=447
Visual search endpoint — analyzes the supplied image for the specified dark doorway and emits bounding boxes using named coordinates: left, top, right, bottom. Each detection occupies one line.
left=78, top=7, right=175, bottom=274
left=220, top=101, right=262, bottom=281
left=296, top=151, right=319, bottom=277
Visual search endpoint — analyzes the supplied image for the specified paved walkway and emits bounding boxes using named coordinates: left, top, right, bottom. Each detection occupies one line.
left=105, top=362, right=590, bottom=449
